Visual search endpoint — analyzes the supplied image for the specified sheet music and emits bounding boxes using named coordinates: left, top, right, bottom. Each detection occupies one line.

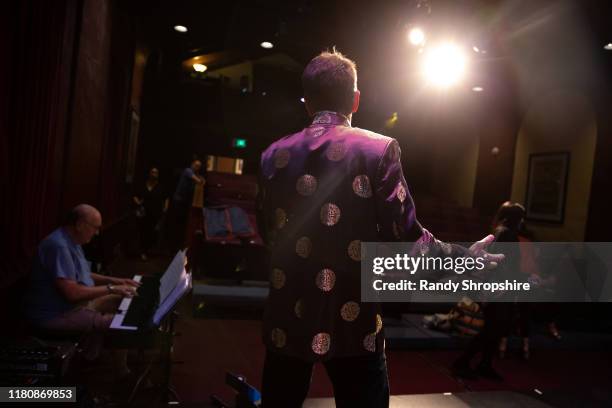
left=153, top=269, right=192, bottom=326
left=159, top=250, right=186, bottom=303
left=111, top=251, right=190, bottom=330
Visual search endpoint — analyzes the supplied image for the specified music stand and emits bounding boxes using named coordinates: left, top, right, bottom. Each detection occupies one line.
left=127, top=264, right=193, bottom=404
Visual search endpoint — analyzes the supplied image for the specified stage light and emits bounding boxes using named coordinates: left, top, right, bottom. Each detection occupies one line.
left=174, top=25, right=188, bottom=33
left=408, top=28, right=425, bottom=46
left=472, top=86, right=483, bottom=92
left=193, top=63, right=207, bottom=72
left=260, top=41, right=274, bottom=49
left=604, top=43, right=612, bottom=51
left=422, top=43, right=467, bottom=88
left=472, top=46, right=480, bottom=53
left=300, top=97, right=305, bottom=103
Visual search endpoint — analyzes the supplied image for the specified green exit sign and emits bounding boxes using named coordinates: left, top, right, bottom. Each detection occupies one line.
left=232, top=138, right=247, bottom=148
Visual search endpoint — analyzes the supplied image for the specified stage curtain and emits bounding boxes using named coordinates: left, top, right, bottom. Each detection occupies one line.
left=0, top=0, right=80, bottom=291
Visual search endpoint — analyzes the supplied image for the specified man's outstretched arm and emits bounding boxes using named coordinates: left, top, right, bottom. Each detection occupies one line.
left=374, top=139, right=503, bottom=266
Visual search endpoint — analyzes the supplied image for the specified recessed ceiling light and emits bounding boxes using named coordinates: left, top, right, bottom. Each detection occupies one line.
left=472, top=86, right=484, bottom=92
left=193, top=63, right=207, bottom=72
left=300, top=97, right=305, bottom=103
left=260, top=41, right=274, bottom=49
left=604, top=43, right=612, bottom=51
left=174, top=25, right=188, bottom=33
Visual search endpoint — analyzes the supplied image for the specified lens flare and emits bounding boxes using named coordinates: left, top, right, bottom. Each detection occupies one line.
left=422, top=43, right=467, bottom=88
left=408, top=28, right=425, bottom=46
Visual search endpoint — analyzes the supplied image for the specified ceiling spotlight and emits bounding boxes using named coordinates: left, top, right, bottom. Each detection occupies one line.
left=300, top=97, right=305, bottom=103
left=472, top=86, right=483, bottom=92
left=408, top=28, right=426, bottom=46
left=422, top=43, right=467, bottom=88
left=604, top=43, right=612, bottom=51
left=472, top=46, right=480, bottom=53
left=260, top=41, right=274, bottom=49
left=174, top=25, right=188, bottom=33
left=193, top=63, right=207, bottom=73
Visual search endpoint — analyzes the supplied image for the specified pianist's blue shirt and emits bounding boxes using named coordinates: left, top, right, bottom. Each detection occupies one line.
left=23, top=227, right=95, bottom=323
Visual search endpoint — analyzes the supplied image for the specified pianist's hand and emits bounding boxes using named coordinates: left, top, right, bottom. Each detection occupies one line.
left=113, top=284, right=138, bottom=298
left=113, top=277, right=141, bottom=287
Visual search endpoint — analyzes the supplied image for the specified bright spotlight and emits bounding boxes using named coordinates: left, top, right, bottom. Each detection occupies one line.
left=408, top=28, right=425, bottom=46
left=174, top=25, right=188, bottom=33
left=422, top=43, right=467, bottom=88
left=300, top=97, right=305, bottom=103
left=472, top=46, right=480, bottom=53
left=472, top=86, right=483, bottom=92
left=604, top=43, right=612, bottom=51
left=193, top=63, right=207, bottom=72
left=260, top=41, right=274, bottom=49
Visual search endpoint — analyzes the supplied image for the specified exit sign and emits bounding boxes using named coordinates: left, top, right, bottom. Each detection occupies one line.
left=232, top=138, right=247, bottom=148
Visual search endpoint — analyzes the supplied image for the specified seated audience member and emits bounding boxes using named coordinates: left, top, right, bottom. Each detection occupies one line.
left=23, top=204, right=139, bottom=378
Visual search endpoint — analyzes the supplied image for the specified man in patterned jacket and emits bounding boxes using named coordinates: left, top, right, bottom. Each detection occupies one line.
left=258, top=50, right=501, bottom=408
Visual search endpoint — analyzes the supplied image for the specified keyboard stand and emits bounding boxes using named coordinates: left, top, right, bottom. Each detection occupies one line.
left=126, top=309, right=181, bottom=404
left=125, top=270, right=191, bottom=405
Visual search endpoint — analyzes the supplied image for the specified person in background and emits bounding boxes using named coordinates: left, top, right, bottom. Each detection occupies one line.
left=23, top=204, right=140, bottom=379
left=133, top=167, right=168, bottom=261
left=500, top=223, right=561, bottom=361
left=168, top=158, right=205, bottom=251
left=453, top=201, right=525, bottom=380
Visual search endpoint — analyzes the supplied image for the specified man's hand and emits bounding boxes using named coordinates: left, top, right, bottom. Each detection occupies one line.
left=111, top=284, right=138, bottom=298
left=469, top=234, right=505, bottom=269
left=112, top=277, right=141, bottom=288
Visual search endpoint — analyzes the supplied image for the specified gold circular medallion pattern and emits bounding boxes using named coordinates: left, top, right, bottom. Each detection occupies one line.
left=274, top=149, right=290, bottom=168
left=270, top=268, right=286, bottom=289
left=270, top=328, right=287, bottom=348
left=295, top=236, right=312, bottom=258
left=320, top=203, right=341, bottom=226
left=326, top=142, right=346, bottom=161
left=275, top=208, right=287, bottom=229
left=296, top=174, right=318, bottom=196
left=396, top=183, right=407, bottom=203
left=347, top=240, right=361, bottom=261
left=340, top=301, right=360, bottom=322
left=363, top=332, right=376, bottom=352
left=352, top=175, right=372, bottom=198
left=315, top=268, right=336, bottom=292
left=312, top=332, right=331, bottom=355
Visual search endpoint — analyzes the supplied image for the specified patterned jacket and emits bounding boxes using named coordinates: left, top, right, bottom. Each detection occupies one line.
left=259, top=110, right=463, bottom=361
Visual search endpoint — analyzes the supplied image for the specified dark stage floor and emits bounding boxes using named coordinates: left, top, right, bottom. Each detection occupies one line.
left=95, top=255, right=612, bottom=407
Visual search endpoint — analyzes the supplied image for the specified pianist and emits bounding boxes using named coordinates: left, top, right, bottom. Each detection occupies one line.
left=22, top=204, right=139, bottom=377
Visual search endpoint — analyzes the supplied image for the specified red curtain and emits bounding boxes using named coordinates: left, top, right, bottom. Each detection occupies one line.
left=0, top=0, right=80, bottom=290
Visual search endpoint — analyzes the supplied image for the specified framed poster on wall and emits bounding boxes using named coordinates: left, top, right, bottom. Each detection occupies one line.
left=525, top=152, right=570, bottom=223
